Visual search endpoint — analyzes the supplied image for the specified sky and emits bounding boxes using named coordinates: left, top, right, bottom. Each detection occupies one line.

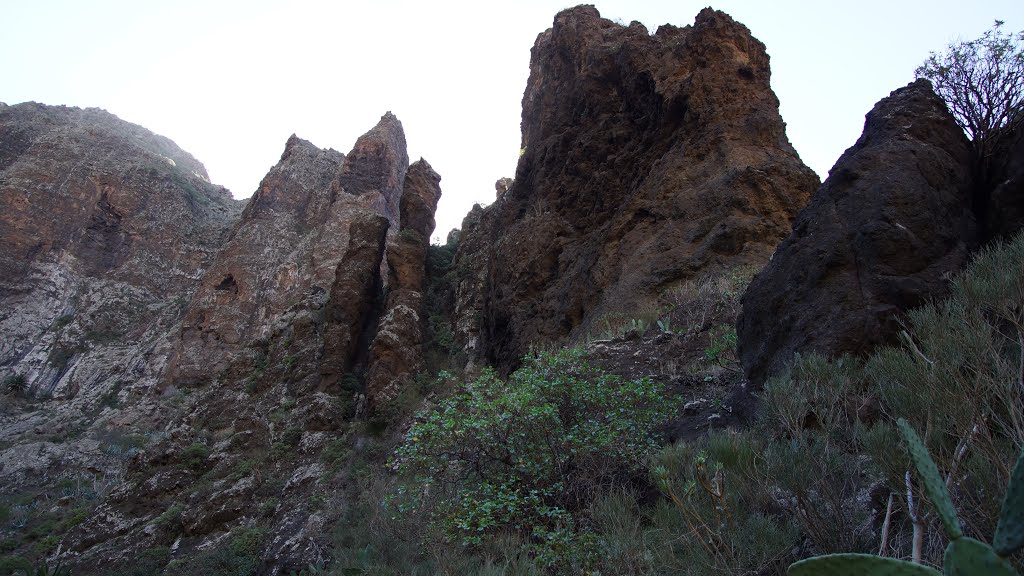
left=2, top=1, right=1023, bottom=243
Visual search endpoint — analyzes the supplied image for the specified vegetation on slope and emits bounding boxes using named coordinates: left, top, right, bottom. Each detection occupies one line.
left=321, top=232, right=1023, bottom=575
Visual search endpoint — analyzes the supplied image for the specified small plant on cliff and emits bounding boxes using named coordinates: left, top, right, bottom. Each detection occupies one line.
left=916, top=21, right=1024, bottom=162
left=389, top=348, right=671, bottom=562
left=179, top=442, right=211, bottom=474
left=3, top=374, right=27, bottom=395
left=788, top=419, right=1024, bottom=575
left=703, top=324, right=739, bottom=371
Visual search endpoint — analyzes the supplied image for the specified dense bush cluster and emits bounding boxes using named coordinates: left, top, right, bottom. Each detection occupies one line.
left=389, top=348, right=672, bottom=566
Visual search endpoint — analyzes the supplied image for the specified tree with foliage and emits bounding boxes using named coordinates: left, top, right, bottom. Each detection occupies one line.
left=389, top=348, right=671, bottom=562
left=915, top=21, right=1024, bottom=163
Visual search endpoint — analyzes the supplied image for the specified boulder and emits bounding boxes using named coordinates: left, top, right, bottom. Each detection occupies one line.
left=737, top=79, right=976, bottom=385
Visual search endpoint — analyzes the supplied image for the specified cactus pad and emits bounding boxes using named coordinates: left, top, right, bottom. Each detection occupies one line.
left=994, top=448, right=1024, bottom=556
left=898, top=418, right=963, bottom=539
left=788, top=553, right=942, bottom=575
left=943, top=537, right=1018, bottom=576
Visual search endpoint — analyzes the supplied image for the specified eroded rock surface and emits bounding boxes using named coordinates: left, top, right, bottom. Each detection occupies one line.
left=737, top=79, right=977, bottom=385
left=450, top=6, right=819, bottom=371
left=365, top=159, right=442, bottom=405
left=0, top=101, right=242, bottom=472
left=0, top=106, right=442, bottom=573
left=169, top=113, right=409, bottom=389
left=987, top=119, right=1024, bottom=241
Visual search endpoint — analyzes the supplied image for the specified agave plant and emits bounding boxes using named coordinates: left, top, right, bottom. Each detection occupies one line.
left=788, top=418, right=1023, bottom=576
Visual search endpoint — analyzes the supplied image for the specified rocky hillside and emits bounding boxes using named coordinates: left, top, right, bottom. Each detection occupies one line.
left=0, top=101, right=242, bottom=509
left=2, top=5, right=1020, bottom=576
left=0, top=104, right=442, bottom=573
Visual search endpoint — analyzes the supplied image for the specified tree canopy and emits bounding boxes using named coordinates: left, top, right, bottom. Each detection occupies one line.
left=916, top=21, right=1024, bottom=160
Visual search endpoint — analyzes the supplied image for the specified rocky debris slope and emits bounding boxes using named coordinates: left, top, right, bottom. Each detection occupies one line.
left=737, top=79, right=981, bottom=385
left=449, top=6, right=819, bottom=371
left=0, top=102, right=242, bottom=491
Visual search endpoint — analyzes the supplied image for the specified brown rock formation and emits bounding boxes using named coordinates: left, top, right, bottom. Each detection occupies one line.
left=0, top=100, right=445, bottom=572
left=365, top=159, right=442, bottom=405
left=737, top=79, right=977, bottom=385
left=319, top=212, right=389, bottom=389
left=169, top=113, right=408, bottom=388
left=451, top=6, right=819, bottom=370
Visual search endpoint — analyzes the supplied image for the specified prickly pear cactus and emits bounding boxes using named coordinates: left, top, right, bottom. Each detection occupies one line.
left=787, top=553, right=942, bottom=575
left=994, top=449, right=1024, bottom=556
left=944, top=536, right=1018, bottom=576
left=898, top=419, right=963, bottom=539
left=788, top=422, right=1023, bottom=576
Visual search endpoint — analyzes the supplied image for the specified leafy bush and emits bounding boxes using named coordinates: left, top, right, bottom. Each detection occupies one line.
left=703, top=324, right=739, bottom=370
left=389, top=348, right=672, bottom=556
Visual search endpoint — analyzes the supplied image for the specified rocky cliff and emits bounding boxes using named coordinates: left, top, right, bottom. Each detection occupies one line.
left=6, top=5, right=1013, bottom=574
left=449, top=6, right=820, bottom=371
left=170, top=113, right=408, bottom=391
left=0, top=103, right=242, bottom=392
left=0, top=101, right=242, bottom=499
left=0, top=104, right=443, bottom=573
left=365, top=159, right=442, bottom=406
left=737, top=79, right=1023, bottom=385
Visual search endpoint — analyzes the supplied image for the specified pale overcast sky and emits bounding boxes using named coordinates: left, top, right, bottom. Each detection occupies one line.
left=2, top=1, right=1022, bottom=242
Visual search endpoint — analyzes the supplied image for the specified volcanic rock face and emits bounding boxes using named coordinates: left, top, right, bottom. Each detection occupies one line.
left=0, top=101, right=241, bottom=456
left=737, top=79, right=977, bottom=385
left=0, top=104, right=442, bottom=572
left=169, top=113, right=408, bottom=389
left=450, top=6, right=820, bottom=370
left=0, top=103, right=244, bottom=570
left=0, top=103, right=241, bottom=389
left=365, top=160, right=443, bottom=405
left=67, top=114, right=437, bottom=573
left=987, top=119, right=1024, bottom=241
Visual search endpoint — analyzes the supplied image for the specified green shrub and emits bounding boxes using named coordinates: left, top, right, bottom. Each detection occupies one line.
left=152, top=504, right=183, bottom=543
left=753, top=233, right=1024, bottom=564
left=789, top=420, right=1023, bottom=576
left=653, top=432, right=800, bottom=575
left=2, top=374, right=26, bottom=395
left=398, top=228, right=423, bottom=243
left=703, top=324, right=738, bottom=369
left=390, top=348, right=672, bottom=555
left=179, top=442, right=211, bottom=473
left=0, top=556, right=32, bottom=574
left=863, top=234, right=1024, bottom=548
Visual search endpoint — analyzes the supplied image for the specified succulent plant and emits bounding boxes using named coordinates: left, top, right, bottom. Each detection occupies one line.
left=788, top=418, right=1023, bottom=576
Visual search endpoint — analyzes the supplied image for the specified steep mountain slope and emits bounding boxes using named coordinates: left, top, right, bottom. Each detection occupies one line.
left=0, top=102, right=242, bottom=505
left=55, top=115, right=441, bottom=573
